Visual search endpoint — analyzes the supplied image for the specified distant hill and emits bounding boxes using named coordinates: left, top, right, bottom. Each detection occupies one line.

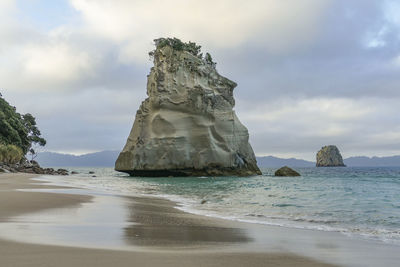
left=37, top=152, right=315, bottom=168
left=36, top=150, right=120, bottom=167
left=256, top=156, right=315, bottom=167
left=258, top=155, right=400, bottom=168
left=36, top=151, right=400, bottom=168
left=344, top=156, right=400, bottom=167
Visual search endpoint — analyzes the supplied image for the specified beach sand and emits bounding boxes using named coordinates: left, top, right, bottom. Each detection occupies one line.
left=0, top=173, right=337, bottom=267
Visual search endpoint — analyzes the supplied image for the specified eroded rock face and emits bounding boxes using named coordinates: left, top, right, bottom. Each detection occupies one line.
left=115, top=39, right=261, bottom=177
left=316, top=145, right=346, bottom=167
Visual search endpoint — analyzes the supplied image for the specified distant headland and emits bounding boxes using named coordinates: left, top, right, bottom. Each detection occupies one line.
left=34, top=150, right=400, bottom=168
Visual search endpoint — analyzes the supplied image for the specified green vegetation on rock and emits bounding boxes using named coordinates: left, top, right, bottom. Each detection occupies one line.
left=0, top=93, right=46, bottom=162
left=149, top=37, right=216, bottom=67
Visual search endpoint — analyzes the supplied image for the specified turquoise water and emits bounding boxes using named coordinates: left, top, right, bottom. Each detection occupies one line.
left=52, top=167, right=400, bottom=245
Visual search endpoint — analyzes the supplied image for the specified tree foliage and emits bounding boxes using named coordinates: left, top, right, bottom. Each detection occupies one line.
left=22, top=113, right=46, bottom=147
left=0, top=144, right=23, bottom=164
left=0, top=93, right=46, bottom=157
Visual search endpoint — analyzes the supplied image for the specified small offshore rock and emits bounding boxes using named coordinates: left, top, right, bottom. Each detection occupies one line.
left=274, top=166, right=301, bottom=177
left=201, top=200, right=207, bottom=204
left=316, top=145, right=346, bottom=167
left=71, top=171, right=78, bottom=174
left=88, top=171, right=95, bottom=174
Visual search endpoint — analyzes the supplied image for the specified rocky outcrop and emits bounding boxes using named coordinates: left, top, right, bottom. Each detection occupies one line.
left=115, top=38, right=261, bottom=177
left=316, top=145, right=346, bottom=167
left=274, top=166, right=301, bottom=176
left=0, top=160, right=69, bottom=175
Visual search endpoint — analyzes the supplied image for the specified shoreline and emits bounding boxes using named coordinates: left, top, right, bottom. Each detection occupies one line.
left=0, top=172, right=339, bottom=267
left=41, top=168, right=400, bottom=248
left=1, top=173, right=400, bottom=266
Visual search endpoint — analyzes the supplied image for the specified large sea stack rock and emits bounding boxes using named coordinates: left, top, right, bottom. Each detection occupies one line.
left=115, top=38, right=261, bottom=177
left=316, top=145, right=346, bottom=167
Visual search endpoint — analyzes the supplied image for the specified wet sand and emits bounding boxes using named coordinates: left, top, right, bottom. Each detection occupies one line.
left=0, top=173, right=338, bottom=267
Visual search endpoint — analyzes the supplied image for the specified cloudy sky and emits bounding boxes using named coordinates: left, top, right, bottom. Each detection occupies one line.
left=1, top=0, right=400, bottom=160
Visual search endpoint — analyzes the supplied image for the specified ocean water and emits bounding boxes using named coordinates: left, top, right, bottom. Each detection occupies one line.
left=46, top=166, right=400, bottom=245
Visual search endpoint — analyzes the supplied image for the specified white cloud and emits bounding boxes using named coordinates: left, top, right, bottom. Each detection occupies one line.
left=236, top=97, right=400, bottom=159
left=2, top=0, right=336, bottom=89
left=365, top=26, right=388, bottom=48
left=0, top=0, right=15, bottom=12
left=0, top=0, right=19, bottom=49
left=0, top=37, right=101, bottom=91
left=70, top=0, right=332, bottom=62
left=22, top=42, right=94, bottom=85
left=2, top=0, right=400, bottom=159
left=239, top=97, right=372, bottom=126
left=393, top=55, right=400, bottom=66
left=384, top=0, right=400, bottom=26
